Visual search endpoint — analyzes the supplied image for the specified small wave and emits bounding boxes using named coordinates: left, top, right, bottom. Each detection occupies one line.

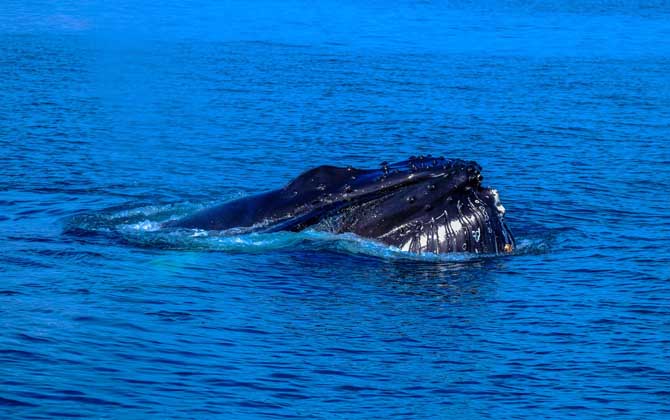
left=512, top=237, right=552, bottom=255
left=63, top=202, right=204, bottom=236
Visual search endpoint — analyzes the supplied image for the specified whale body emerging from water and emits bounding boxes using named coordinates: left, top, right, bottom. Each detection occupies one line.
left=165, top=156, right=515, bottom=254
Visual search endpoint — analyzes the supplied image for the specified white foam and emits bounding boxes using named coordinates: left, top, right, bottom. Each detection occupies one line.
left=123, top=220, right=162, bottom=232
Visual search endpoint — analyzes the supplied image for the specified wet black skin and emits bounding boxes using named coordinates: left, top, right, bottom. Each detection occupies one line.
left=165, top=156, right=515, bottom=254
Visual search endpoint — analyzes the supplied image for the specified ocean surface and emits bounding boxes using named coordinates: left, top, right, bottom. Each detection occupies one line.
left=1, top=1, right=669, bottom=418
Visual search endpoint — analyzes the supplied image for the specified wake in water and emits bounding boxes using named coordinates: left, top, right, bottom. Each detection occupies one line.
left=63, top=202, right=550, bottom=261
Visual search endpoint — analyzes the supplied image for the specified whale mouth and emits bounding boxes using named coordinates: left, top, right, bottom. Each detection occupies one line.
left=318, top=157, right=514, bottom=255
left=366, top=184, right=515, bottom=255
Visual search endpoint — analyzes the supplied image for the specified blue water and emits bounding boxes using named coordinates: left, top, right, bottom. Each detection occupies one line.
left=2, top=1, right=670, bottom=418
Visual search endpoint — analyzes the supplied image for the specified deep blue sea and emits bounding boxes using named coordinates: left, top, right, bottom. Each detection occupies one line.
left=2, top=1, right=669, bottom=418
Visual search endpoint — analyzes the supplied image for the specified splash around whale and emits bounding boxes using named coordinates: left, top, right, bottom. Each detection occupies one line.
left=164, top=156, right=515, bottom=255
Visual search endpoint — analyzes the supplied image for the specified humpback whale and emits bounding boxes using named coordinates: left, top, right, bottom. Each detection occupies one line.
left=165, top=156, right=515, bottom=254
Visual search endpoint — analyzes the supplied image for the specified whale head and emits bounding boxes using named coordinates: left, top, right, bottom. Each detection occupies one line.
left=304, top=156, right=516, bottom=254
